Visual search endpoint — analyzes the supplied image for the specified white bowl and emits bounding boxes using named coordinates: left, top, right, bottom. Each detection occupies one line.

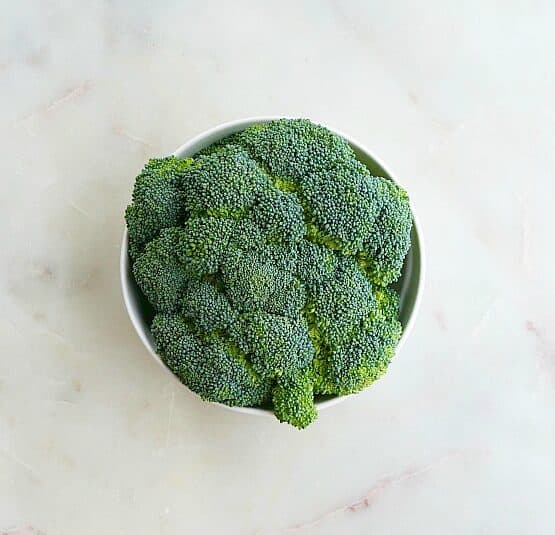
left=120, top=116, right=425, bottom=418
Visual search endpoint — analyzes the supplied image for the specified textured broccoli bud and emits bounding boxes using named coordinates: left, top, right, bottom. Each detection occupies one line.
left=221, top=244, right=297, bottom=312
left=172, top=339, right=270, bottom=406
left=153, top=317, right=271, bottom=407
left=180, top=279, right=238, bottom=333
left=227, top=218, right=268, bottom=252
left=125, top=156, right=192, bottom=259
left=176, top=217, right=235, bottom=278
left=301, top=161, right=383, bottom=254
left=151, top=312, right=191, bottom=354
left=264, top=278, right=307, bottom=319
left=358, top=178, right=412, bottom=286
left=132, top=227, right=189, bottom=313
left=232, top=311, right=314, bottom=379
left=308, top=258, right=376, bottom=348
left=272, top=368, right=317, bottom=429
left=319, top=288, right=402, bottom=395
left=295, top=241, right=338, bottom=289
left=180, top=144, right=269, bottom=217
left=234, top=118, right=354, bottom=179
left=251, top=188, right=306, bottom=244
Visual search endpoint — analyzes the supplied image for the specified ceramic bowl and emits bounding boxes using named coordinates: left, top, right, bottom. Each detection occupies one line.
left=120, top=116, right=425, bottom=417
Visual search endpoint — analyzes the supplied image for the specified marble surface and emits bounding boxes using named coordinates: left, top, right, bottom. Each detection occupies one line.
left=1, top=2, right=555, bottom=534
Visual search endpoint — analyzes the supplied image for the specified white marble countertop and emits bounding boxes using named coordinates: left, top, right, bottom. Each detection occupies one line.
left=2, top=2, right=555, bottom=534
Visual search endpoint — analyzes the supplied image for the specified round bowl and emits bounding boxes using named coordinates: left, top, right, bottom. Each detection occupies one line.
left=120, top=116, right=425, bottom=418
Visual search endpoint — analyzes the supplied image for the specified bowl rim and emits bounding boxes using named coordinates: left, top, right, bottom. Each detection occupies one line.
left=120, top=115, right=426, bottom=418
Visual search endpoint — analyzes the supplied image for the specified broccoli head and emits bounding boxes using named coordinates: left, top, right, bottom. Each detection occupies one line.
left=126, top=118, right=413, bottom=429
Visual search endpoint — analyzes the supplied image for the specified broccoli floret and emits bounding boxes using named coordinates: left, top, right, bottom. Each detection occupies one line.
left=125, top=157, right=192, bottom=259
left=323, top=288, right=402, bottom=395
left=295, top=241, right=338, bottom=289
left=150, top=312, right=191, bottom=353
left=176, top=217, right=235, bottom=277
left=301, top=161, right=383, bottom=254
left=152, top=313, right=271, bottom=406
left=272, top=368, right=317, bottom=429
left=232, top=311, right=314, bottom=379
left=125, top=118, right=413, bottom=429
left=264, top=278, right=307, bottom=319
left=234, top=118, right=354, bottom=179
left=180, top=144, right=269, bottom=217
left=307, top=258, right=376, bottom=348
left=221, top=244, right=297, bottom=312
left=180, top=279, right=238, bottom=333
left=227, top=218, right=268, bottom=252
left=132, top=227, right=190, bottom=312
left=251, top=188, right=306, bottom=244
left=358, top=178, right=412, bottom=286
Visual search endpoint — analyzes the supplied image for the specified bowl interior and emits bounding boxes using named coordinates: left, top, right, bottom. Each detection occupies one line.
left=121, top=117, right=423, bottom=413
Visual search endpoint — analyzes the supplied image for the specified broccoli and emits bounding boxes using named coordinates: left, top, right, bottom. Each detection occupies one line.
left=317, top=287, right=402, bottom=395
left=126, top=118, right=412, bottom=429
left=132, top=227, right=190, bottom=313
left=125, top=156, right=192, bottom=259
left=152, top=313, right=272, bottom=406
left=273, top=368, right=317, bottom=429
left=232, top=311, right=314, bottom=379
left=180, top=144, right=268, bottom=217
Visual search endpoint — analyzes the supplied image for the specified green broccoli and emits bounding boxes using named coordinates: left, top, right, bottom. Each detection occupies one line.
left=357, top=179, right=412, bottom=285
left=132, top=227, right=190, bottom=313
left=125, top=156, right=192, bottom=259
left=251, top=188, right=306, bottom=244
left=273, top=368, right=317, bottom=429
left=318, top=287, right=402, bottom=395
left=180, top=144, right=268, bottom=217
left=152, top=313, right=271, bottom=406
left=126, top=118, right=412, bottom=429
left=232, top=311, right=314, bottom=379
left=180, top=279, right=238, bottom=333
